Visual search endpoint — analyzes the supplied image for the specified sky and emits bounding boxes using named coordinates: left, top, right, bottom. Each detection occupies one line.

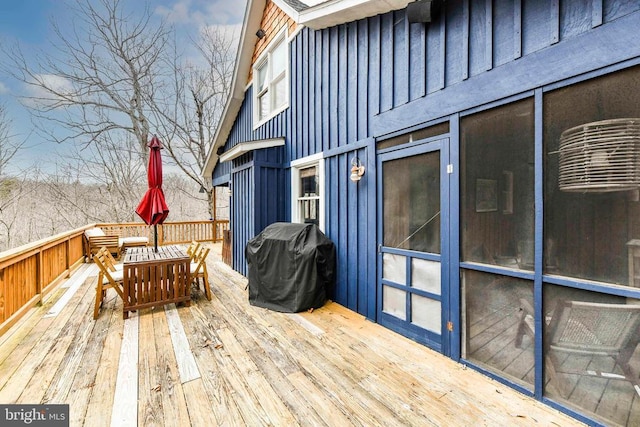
left=0, top=0, right=247, bottom=174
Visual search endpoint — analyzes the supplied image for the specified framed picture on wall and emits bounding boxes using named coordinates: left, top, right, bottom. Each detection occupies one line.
left=476, top=179, right=498, bottom=212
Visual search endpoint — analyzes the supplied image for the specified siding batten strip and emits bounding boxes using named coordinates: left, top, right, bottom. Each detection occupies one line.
left=551, top=0, right=560, bottom=44
left=514, top=0, right=522, bottom=59
left=485, top=0, right=493, bottom=71
left=592, top=0, right=603, bottom=28
left=462, top=0, right=469, bottom=80
left=111, top=313, right=139, bottom=427
left=439, top=5, right=446, bottom=89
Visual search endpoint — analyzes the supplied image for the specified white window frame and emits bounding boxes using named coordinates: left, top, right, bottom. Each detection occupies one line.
left=253, top=28, right=289, bottom=128
left=291, top=153, right=325, bottom=231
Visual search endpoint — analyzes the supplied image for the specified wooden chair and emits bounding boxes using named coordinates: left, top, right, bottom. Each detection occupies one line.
left=516, top=298, right=640, bottom=397
left=93, top=247, right=125, bottom=319
left=190, top=246, right=211, bottom=300
left=186, top=241, right=201, bottom=260
left=95, top=246, right=123, bottom=272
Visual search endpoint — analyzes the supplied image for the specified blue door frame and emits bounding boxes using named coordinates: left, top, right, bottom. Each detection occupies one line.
left=376, top=137, right=454, bottom=355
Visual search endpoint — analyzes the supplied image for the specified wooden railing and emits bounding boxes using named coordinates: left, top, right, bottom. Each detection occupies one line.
left=98, top=220, right=229, bottom=245
left=0, top=220, right=229, bottom=337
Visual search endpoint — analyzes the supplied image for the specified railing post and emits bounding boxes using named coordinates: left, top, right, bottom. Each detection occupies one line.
left=36, top=249, right=43, bottom=304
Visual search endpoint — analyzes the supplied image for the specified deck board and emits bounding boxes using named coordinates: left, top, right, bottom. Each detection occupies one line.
left=138, top=309, right=162, bottom=427
left=0, top=244, right=584, bottom=427
left=83, top=294, right=124, bottom=427
left=150, top=307, right=190, bottom=427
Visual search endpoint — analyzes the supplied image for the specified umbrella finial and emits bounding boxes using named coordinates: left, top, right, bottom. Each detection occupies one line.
left=149, top=135, right=162, bottom=149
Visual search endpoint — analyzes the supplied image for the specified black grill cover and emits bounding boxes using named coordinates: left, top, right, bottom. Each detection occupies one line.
left=246, top=222, right=336, bottom=312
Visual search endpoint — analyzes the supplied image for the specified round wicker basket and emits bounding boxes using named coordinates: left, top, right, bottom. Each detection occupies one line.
left=558, top=118, right=640, bottom=192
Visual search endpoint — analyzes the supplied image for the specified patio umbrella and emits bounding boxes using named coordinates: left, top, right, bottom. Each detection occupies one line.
left=135, top=135, right=169, bottom=252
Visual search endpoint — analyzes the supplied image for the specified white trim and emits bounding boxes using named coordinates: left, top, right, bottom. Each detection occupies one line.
left=291, top=152, right=323, bottom=167
left=273, top=0, right=300, bottom=20
left=253, top=27, right=290, bottom=129
left=300, top=0, right=412, bottom=29
left=219, top=138, right=285, bottom=162
left=291, top=153, right=325, bottom=231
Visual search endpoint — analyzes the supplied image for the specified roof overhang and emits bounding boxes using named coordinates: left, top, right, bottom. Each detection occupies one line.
left=275, top=0, right=413, bottom=29
left=219, top=138, right=285, bottom=162
left=202, top=0, right=267, bottom=179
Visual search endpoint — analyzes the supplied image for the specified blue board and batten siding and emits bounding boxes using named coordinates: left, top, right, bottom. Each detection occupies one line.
left=217, top=0, right=640, bottom=316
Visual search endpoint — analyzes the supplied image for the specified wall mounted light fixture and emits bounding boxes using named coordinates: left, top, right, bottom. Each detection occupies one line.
left=350, top=157, right=365, bottom=182
left=256, top=29, right=266, bottom=39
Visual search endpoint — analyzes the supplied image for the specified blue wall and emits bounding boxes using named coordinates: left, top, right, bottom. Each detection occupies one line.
left=216, top=0, right=640, bottom=316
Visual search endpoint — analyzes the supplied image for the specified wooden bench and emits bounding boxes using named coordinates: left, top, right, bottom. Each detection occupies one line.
left=84, top=227, right=149, bottom=260
left=84, top=228, right=120, bottom=259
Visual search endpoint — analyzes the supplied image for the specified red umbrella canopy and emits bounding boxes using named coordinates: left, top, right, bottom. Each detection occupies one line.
left=135, top=136, right=169, bottom=225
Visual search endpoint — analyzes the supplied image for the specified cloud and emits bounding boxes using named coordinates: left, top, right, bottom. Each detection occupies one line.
left=155, top=0, right=193, bottom=25
left=20, top=74, right=75, bottom=108
left=155, top=0, right=246, bottom=26
left=0, top=81, right=7, bottom=94
left=28, top=74, right=74, bottom=97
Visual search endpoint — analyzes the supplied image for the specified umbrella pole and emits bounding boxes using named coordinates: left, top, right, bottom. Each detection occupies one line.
left=154, top=224, right=158, bottom=252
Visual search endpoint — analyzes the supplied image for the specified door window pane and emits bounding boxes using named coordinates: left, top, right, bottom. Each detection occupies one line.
left=383, top=152, right=440, bottom=253
left=383, top=285, right=406, bottom=320
left=461, top=99, right=535, bottom=269
left=411, top=294, right=441, bottom=333
left=383, top=253, right=406, bottom=285
left=462, top=270, right=534, bottom=390
left=411, top=258, right=440, bottom=294
left=544, top=66, right=640, bottom=284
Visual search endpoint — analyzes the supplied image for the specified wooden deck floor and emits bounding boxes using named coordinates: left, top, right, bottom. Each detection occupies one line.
left=0, top=244, right=583, bottom=427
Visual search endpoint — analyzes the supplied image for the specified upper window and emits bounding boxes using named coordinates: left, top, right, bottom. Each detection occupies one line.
left=253, top=29, right=289, bottom=126
left=291, top=153, right=324, bottom=230
left=544, top=66, right=640, bottom=285
left=460, top=98, right=535, bottom=269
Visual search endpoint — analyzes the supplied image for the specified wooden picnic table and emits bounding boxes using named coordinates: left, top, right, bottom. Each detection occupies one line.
left=122, top=245, right=190, bottom=318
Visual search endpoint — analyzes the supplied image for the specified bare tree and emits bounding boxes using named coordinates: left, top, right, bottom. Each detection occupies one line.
left=0, top=104, right=31, bottom=249
left=0, top=104, right=25, bottom=177
left=2, top=0, right=170, bottom=158
left=154, top=26, right=237, bottom=218
left=42, top=133, right=146, bottom=224
left=1, top=0, right=237, bottom=224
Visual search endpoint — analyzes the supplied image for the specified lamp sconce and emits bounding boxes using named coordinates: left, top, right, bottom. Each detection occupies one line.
left=256, top=29, right=266, bottom=39
left=350, top=157, right=365, bottom=182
